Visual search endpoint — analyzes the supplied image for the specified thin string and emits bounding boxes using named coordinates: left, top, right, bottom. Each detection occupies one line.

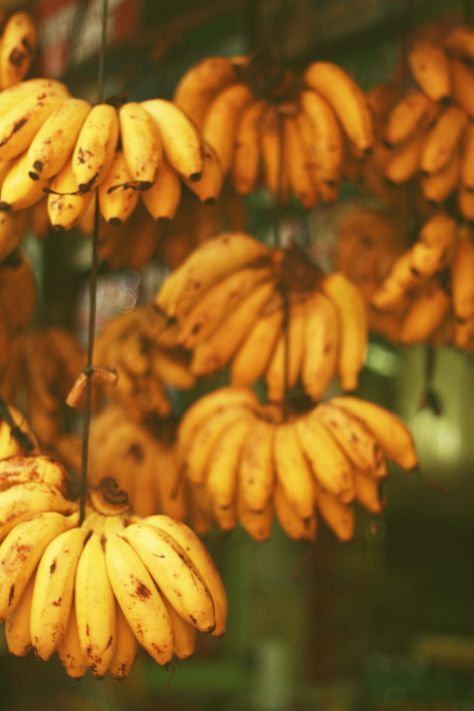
left=79, top=0, right=109, bottom=525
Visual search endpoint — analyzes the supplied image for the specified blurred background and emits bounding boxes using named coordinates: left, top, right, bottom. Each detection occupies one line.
left=0, top=0, right=473, bottom=709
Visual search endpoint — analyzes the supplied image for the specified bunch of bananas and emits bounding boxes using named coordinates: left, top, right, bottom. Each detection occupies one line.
left=0, top=11, right=37, bottom=90
left=174, top=52, right=374, bottom=206
left=0, top=76, right=223, bottom=230
left=156, top=232, right=368, bottom=400
left=0, top=251, right=36, bottom=367
left=94, top=305, right=195, bottom=418
left=0, top=457, right=227, bottom=678
left=1, top=328, right=85, bottom=445
left=177, top=387, right=418, bottom=542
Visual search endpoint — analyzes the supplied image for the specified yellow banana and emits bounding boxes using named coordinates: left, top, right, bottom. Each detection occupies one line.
left=141, top=157, right=181, bottom=221
left=0, top=482, right=76, bottom=541
left=274, top=483, right=316, bottom=541
left=182, top=140, right=223, bottom=203
left=322, top=272, right=368, bottom=392
left=354, top=471, right=383, bottom=513
left=450, top=57, right=474, bottom=119
left=143, top=514, right=227, bottom=637
left=239, top=419, right=275, bottom=513
left=57, top=603, right=88, bottom=679
left=75, top=531, right=116, bottom=677
left=299, top=88, right=344, bottom=189
left=315, top=484, right=354, bottom=541
left=47, top=158, right=93, bottom=230
left=303, top=61, right=373, bottom=154
left=0, top=12, right=37, bottom=88
left=202, top=83, right=254, bottom=174
left=261, top=106, right=284, bottom=200
left=301, top=289, right=339, bottom=401
left=142, top=99, right=204, bottom=181
left=98, top=150, right=139, bottom=224
left=4, top=572, right=35, bottom=656
left=122, top=522, right=215, bottom=632
left=461, top=122, right=474, bottom=190
left=384, top=128, right=426, bottom=184
left=232, top=99, right=267, bottom=195
left=238, top=494, right=273, bottom=541
left=445, top=25, right=474, bottom=61
left=371, top=250, right=420, bottom=311
left=265, top=295, right=305, bottom=401
left=400, top=281, right=451, bottom=344
left=451, top=227, right=474, bottom=320
left=110, top=603, right=138, bottom=679
left=0, top=150, right=49, bottom=210
left=408, top=40, right=451, bottom=103
left=71, top=103, right=120, bottom=192
left=0, top=78, right=67, bottom=115
left=283, top=115, right=318, bottom=207
left=273, top=422, right=315, bottom=519
left=151, top=349, right=195, bottom=389
left=174, top=56, right=238, bottom=129
left=458, top=186, right=474, bottom=220
left=27, top=98, right=91, bottom=180
left=410, top=212, right=457, bottom=277
left=384, top=92, right=437, bottom=147
left=163, top=597, right=197, bottom=660
left=420, top=106, right=468, bottom=175
left=119, top=101, right=162, bottom=188
left=330, top=396, right=418, bottom=469
left=421, top=149, right=459, bottom=204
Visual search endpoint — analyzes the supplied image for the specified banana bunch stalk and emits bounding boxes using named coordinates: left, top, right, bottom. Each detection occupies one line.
left=1, top=328, right=85, bottom=445
left=94, top=305, right=195, bottom=418
left=0, top=476, right=227, bottom=679
left=156, top=232, right=369, bottom=400
left=177, top=387, right=418, bottom=542
left=0, top=251, right=36, bottom=368
left=174, top=52, right=374, bottom=207
left=0, top=11, right=38, bottom=90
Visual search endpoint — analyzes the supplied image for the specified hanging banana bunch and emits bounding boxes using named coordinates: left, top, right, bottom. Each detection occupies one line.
left=176, top=386, right=417, bottom=542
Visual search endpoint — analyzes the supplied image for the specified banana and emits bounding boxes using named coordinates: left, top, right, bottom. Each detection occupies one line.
left=421, top=149, right=459, bottom=204
left=110, top=603, right=138, bottom=679
left=238, top=494, right=273, bottom=541
left=0, top=454, right=69, bottom=495
left=420, top=106, right=468, bottom=175
left=232, top=99, right=267, bottom=195
left=400, top=281, right=451, bottom=344
left=142, top=99, right=204, bottom=181
left=454, top=315, right=474, bottom=349
left=273, top=422, right=315, bottom=520
left=462, top=122, right=474, bottom=190
left=239, top=419, right=275, bottom=513
left=315, top=484, right=354, bottom=541
left=191, top=279, right=276, bottom=375
left=450, top=57, right=474, bottom=119
left=0, top=409, right=37, bottom=461
left=0, top=150, right=49, bottom=210
left=98, top=150, right=139, bottom=225
left=119, top=102, right=162, bottom=188
left=30, top=526, right=88, bottom=660
left=4, top=572, right=35, bottom=656
left=0, top=78, right=67, bottom=115
left=0, top=12, right=37, bottom=88
left=300, top=289, right=339, bottom=401
left=274, top=483, right=316, bottom=541
left=451, top=227, right=474, bottom=320
left=57, top=602, right=88, bottom=679
left=206, top=415, right=254, bottom=519
left=384, top=92, right=437, bottom=147
left=410, top=212, right=457, bottom=276
left=283, top=115, right=318, bottom=207
left=178, top=265, right=272, bottom=349
left=174, top=56, right=238, bottom=129
left=303, top=61, right=373, bottom=154
left=408, top=40, right=451, bottom=103
left=47, top=159, right=93, bottom=230
left=458, top=186, right=474, bottom=220
left=384, top=128, right=426, bottom=184
left=143, top=514, right=227, bottom=637
left=156, top=232, right=270, bottom=319
left=0, top=204, right=24, bottom=257
left=75, top=531, right=116, bottom=677
left=182, top=140, right=223, bottom=203
left=151, top=349, right=195, bottom=389
left=141, top=157, right=182, bottom=221
left=354, top=471, right=383, bottom=513
left=330, top=396, right=418, bottom=469
left=27, top=98, right=91, bottom=180
left=0, top=482, right=76, bottom=541
left=71, top=103, right=120, bottom=192
left=231, top=298, right=283, bottom=387
left=261, top=106, right=283, bottom=200
left=202, top=83, right=254, bottom=174
left=163, top=597, right=197, bottom=659
left=178, top=386, right=258, bottom=452
left=371, top=250, right=420, bottom=311
left=299, top=89, right=344, bottom=189
left=445, top=25, right=474, bottom=60
left=322, top=273, right=368, bottom=392
left=294, top=414, right=354, bottom=500
left=314, top=402, right=387, bottom=477
left=122, top=522, right=215, bottom=632
left=0, top=89, right=66, bottom=162
left=0, top=511, right=74, bottom=620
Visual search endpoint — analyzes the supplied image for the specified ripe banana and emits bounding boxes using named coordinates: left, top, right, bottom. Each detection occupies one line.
left=71, top=103, right=119, bottom=192
left=384, top=128, right=426, bottom=184
left=315, top=484, right=354, bottom=541
left=164, top=597, right=197, bottom=659
left=300, top=88, right=344, bottom=189
left=232, top=99, right=267, bottom=195
left=47, top=159, right=93, bottom=230
left=461, top=122, right=474, bottom=190
left=0, top=481, right=76, bottom=541
left=0, top=12, right=37, bottom=88
left=451, top=227, right=474, bottom=320
left=283, top=115, right=318, bottom=208
left=410, top=212, right=457, bottom=277
left=354, top=471, right=383, bottom=513
left=400, top=281, right=451, bottom=344
left=450, top=57, right=474, bottom=119
left=57, top=603, right=88, bottom=679
left=0, top=455, right=69, bottom=494
left=420, top=106, right=468, bottom=175
left=301, top=289, right=339, bottom=401
left=4, top=572, right=35, bottom=656
left=274, top=483, right=316, bottom=541
left=0, top=151, right=49, bottom=210
left=273, top=422, right=314, bottom=519
left=231, top=298, right=283, bottom=387
left=408, top=40, right=451, bottom=103
left=110, top=603, right=138, bottom=679
left=238, top=494, right=273, bottom=541
left=182, top=140, right=223, bottom=203
left=384, top=92, right=437, bottom=147
left=119, top=101, right=162, bottom=188
left=98, top=150, right=139, bottom=225
left=239, top=419, right=275, bottom=513
left=141, top=157, right=182, bottom=221
left=421, top=149, right=459, bottom=204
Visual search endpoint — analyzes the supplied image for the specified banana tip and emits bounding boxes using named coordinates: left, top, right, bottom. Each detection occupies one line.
left=188, top=171, right=202, bottom=183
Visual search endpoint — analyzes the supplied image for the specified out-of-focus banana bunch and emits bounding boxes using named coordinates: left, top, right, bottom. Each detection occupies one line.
left=0, top=11, right=37, bottom=90
left=0, top=251, right=36, bottom=367
left=177, top=387, right=418, bottom=542
left=0, top=401, right=38, bottom=459
left=360, top=22, right=474, bottom=218
left=94, top=305, right=196, bottom=418
left=0, top=458, right=227, bottom=678
left=0, top=328, right=85, bottom=445
left=174, top=52, right=374, bottom=207
left=156, top=232, right=368, bottom=400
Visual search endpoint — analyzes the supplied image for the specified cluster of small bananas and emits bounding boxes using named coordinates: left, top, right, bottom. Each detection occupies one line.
left=177, top=387, right=417, bottom=541
left=0, top=454, right=227, bottom=679
left=0, top=11, right=37, bottom=90
left=0, top=252, right=36, bottom=368
left=175, top=53, right=374, bottom=207
left=94, top=305, right=195, bottom=418
left=156, top=232, right=368, bottom=400
left=359, top=23, right=474, bottom=218
left=0, top=327, right=85, bottom=445
left=0, top=75, right=225, bottom=230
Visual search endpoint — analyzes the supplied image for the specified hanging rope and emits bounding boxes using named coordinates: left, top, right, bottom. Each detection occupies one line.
left=79, top=0, right=109, bottom=524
